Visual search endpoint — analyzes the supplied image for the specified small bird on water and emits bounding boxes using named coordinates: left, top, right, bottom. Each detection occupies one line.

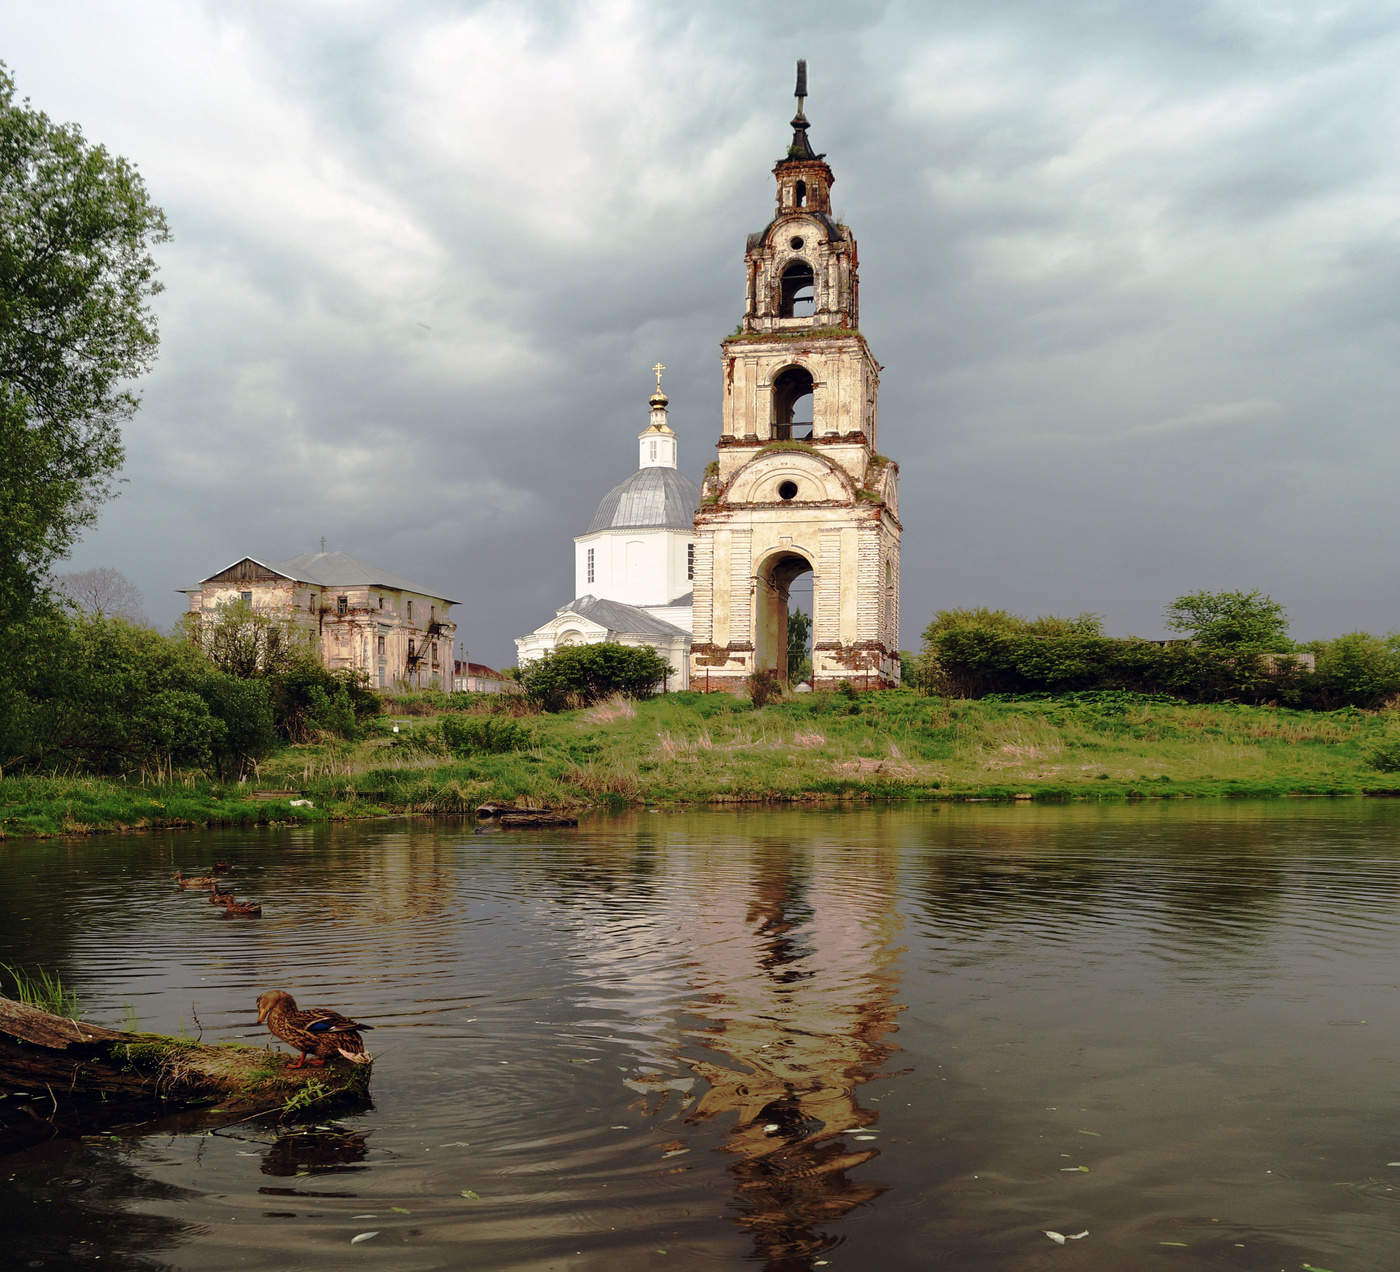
left=256, top=990, right=374, bottom=1068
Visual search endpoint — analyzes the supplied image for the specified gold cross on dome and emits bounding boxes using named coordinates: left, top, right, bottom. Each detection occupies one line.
left=653, top=361, right=666, bottom=391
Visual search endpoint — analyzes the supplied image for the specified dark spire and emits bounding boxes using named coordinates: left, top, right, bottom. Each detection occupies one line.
left=786, top=58, right=822, bottom=161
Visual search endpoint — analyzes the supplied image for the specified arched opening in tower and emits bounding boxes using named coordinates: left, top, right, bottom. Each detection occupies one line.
left=794, top=179, right=807, bottom=208
left=772, top=365, right=814, bottom=440
left=779, top=260, right=815, bottom=318
left=754, top=549, right=813, bottom=684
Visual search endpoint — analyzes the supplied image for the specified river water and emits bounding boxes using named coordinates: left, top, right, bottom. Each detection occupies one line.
left=2, top=802, right=1400, bottom=1270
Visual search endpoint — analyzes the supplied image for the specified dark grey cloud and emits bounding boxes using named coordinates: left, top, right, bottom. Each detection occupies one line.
left=7, top=0, right=1400, bottom=665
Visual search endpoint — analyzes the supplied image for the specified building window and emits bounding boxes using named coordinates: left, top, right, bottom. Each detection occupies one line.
left=687, top=543, right=694, bottom=581
left=378, top=595, right=383, bottom=610
left=650, top=440, right=657, bottom=462
left=240, top=591, right=252, bottom=604
left=337, top=595, right=347, bottom=615
left=431, top=643, right=439, bottom=666
left=377, top=634, right=386, bottom=656
left=407, top=599, right=413, bottom=621
left=779, top=261, right=815, bottom=319
left=772, top=364, right=815, bottom=439
left=587, top=547, right=595, bottom=584
left=408, top=638, right=415, bottom=657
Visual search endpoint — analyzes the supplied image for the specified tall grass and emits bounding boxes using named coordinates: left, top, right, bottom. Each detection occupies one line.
left=1, top=962, right=81, bottom=1016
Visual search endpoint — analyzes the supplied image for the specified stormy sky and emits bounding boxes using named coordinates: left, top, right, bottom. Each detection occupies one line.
left=8, top=1, right=1400, bottom=667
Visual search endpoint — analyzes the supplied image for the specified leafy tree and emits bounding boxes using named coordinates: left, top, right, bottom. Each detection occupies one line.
left=786, top=607, right=812, bottom=682
left=1307, top=632, right=1400, bottom=709
left=54, top=566, right=147, bottom=624
left=921, top=608, right=1103, bottom=642
left=195, top=671, right=276, bottom=779
left=0, top=64, right=169, bottom=623
left=0, top=613, right=228, bottom=775
left=188, top=598, right=317, bottom=679
left=1163, top=590, right=1289, bottom=651
left=266, top=653, right=374, bottom=742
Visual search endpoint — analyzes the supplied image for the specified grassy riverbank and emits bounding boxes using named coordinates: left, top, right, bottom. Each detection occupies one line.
left=4, top=690, right=1399, bottom=838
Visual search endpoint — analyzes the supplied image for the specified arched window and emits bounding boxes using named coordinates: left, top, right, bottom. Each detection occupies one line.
left=794, top=179, right=806, bottom=208
left=779, top=260, right=815, bottom=318
left=772, top=365, right=814, bottom=440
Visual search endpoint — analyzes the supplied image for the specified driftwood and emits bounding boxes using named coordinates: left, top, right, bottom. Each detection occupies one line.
left=0, top=996, right=371, bottom=1154
left=475, top=803, right=578, bottom=828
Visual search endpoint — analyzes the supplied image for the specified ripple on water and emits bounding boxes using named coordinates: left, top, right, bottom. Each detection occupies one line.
left=5, top=806, right=1400, bottom=1270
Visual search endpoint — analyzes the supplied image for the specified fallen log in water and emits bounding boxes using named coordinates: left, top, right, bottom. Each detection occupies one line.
left=475, top=803, right=579, bottom=828
left=0, top=996, right=371, bottom=1154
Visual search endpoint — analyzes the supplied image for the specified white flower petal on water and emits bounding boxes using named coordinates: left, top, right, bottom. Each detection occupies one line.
left=350, top=1231, right=379, bottom=1245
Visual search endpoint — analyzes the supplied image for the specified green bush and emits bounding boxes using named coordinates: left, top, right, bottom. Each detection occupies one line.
left=268, top=656, right=372, bottom=742
left=518, top=643, right=674, bottom=712
left=196, top=672, right=276, bottom=779
left=441, top=714, right=533, bottom=756
left=748, top=669, right=783, bottom=708
left=1308, top=633, right=1400, bottom=709
left=1365, top=732, right=1400, bottom=773
left=384, top=721, right=447, bottom=757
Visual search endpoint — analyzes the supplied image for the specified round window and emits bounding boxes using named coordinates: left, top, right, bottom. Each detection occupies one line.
left=778, top=480, right=798, bottom=501
left=789, top=236, right=804, bottom=250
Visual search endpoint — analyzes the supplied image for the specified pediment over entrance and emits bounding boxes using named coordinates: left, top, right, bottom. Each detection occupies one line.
left=724, top=450, right=854, bottom=506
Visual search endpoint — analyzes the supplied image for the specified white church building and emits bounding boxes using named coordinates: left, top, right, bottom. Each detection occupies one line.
left=515, top=375, right=699, bottom=689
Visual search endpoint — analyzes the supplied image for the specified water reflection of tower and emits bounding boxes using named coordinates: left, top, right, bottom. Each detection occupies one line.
left=681, top=832, right=904, bottom=1270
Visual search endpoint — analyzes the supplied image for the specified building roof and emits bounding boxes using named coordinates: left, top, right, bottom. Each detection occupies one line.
left=455, top=660, right=505, bottom=679
left=199, top=551, right=458, bottom=604
left=586, top=466, right=700, bottom=534
left=556, top=595, right=691, bottom=639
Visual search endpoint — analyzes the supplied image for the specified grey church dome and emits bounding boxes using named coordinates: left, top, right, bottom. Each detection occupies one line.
left=587, top=466, right=700, bottom=533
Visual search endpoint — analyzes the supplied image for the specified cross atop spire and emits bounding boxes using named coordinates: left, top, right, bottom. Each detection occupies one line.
left=652, top=361, right=666, bottom=392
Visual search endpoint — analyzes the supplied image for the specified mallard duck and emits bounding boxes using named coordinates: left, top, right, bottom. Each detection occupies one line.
left=208, top=884, right=234, bottom=905
left=219, top=896, right=262, bottom=917
left=174, top=872, right=219, bottom=890
left=256, top=990, right=373, bottom=1067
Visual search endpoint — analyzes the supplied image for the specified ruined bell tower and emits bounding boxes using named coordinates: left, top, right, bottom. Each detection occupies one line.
left=689, top=61, right=901, bottom=690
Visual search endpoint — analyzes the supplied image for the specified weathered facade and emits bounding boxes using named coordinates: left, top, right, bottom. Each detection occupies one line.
left=690, top=64, right=901, bottom=691
left=184, top=551, right=458, bottom=691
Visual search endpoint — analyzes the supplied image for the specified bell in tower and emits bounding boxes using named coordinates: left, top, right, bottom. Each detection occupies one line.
left=689, top=62, right=902, bottom=692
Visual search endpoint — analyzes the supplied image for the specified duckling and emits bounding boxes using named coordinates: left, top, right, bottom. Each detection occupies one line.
left=174, top=872, right=219, bottom=890
left=256, top=990, right=373, bottom=1067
